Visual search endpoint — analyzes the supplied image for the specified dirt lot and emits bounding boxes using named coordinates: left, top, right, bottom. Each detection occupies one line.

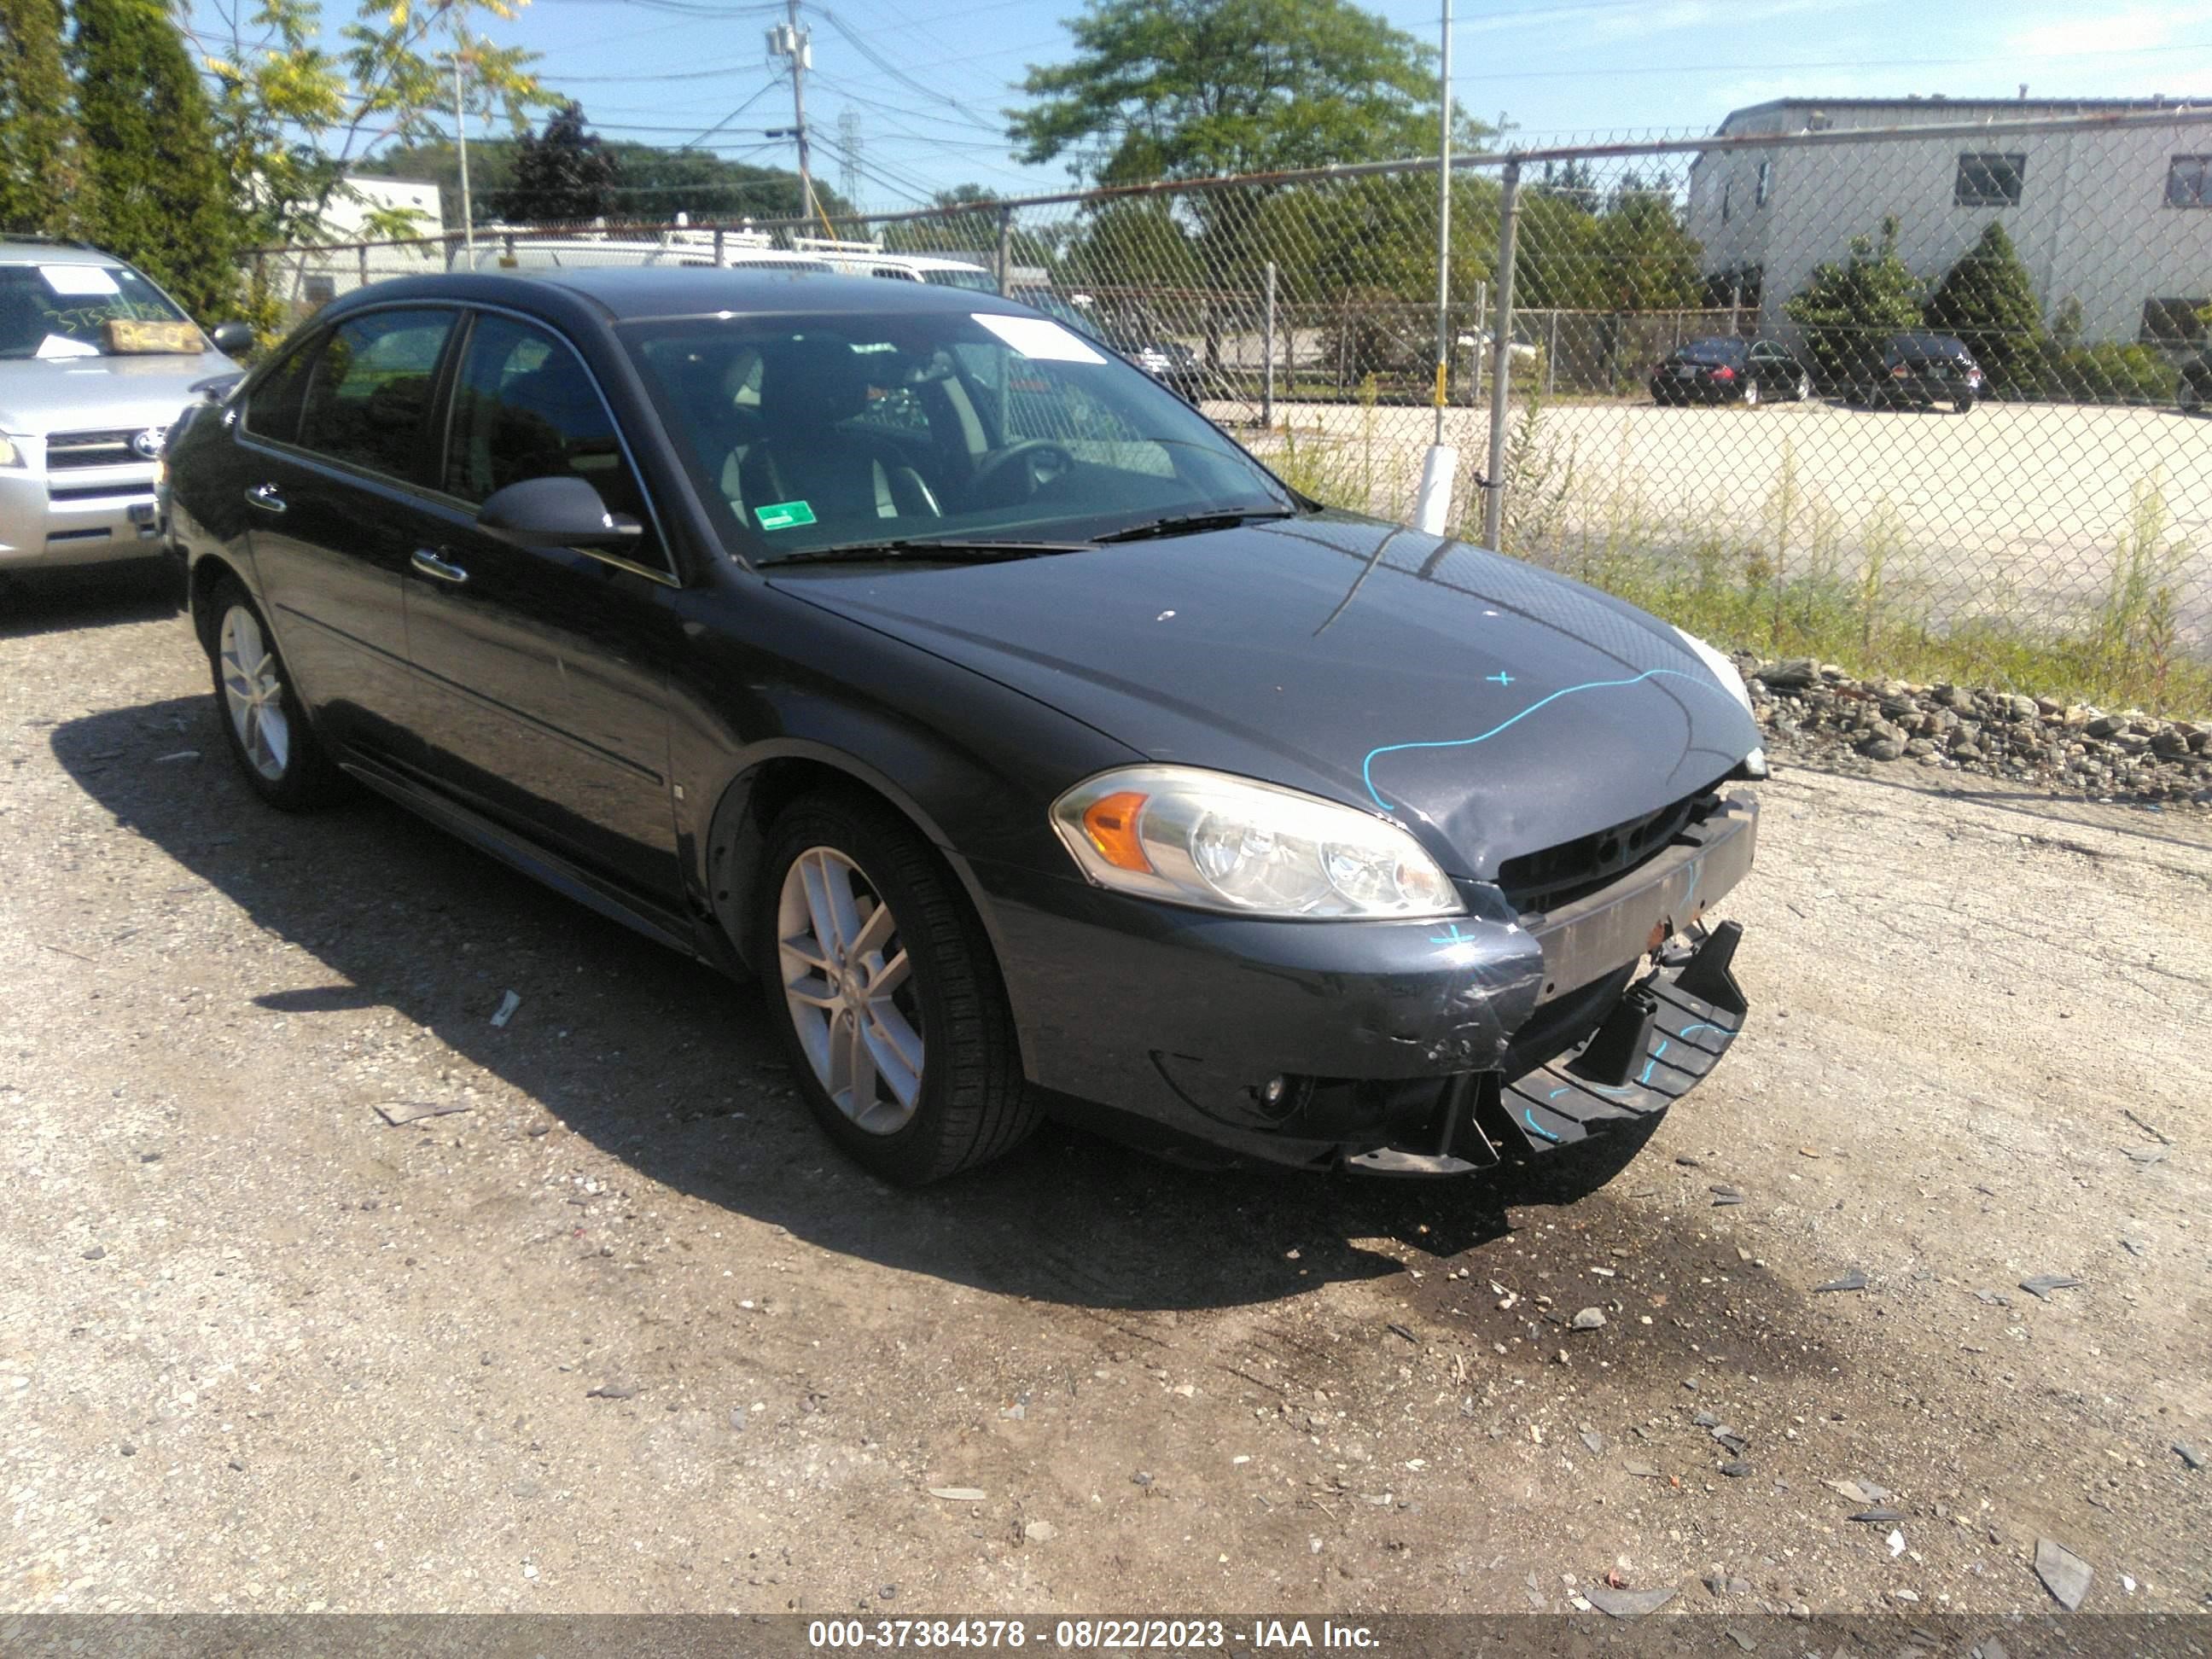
left=1231, top=396, right=2212, bottom=646
left=3, top=573, right=2209, bottom=1621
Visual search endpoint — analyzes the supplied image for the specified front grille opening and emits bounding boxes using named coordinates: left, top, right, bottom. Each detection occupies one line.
left=45, top=429, right=142, bottom=469
left=1499, top=783, right=1723, bottom=914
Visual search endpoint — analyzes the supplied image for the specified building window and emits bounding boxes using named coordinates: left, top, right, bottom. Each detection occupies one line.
left=1953, top=152, right=2025, bottom=207
left=1755, top=160, right=1771, bottom=207
left=2167, top=154, right=2212, bottom=207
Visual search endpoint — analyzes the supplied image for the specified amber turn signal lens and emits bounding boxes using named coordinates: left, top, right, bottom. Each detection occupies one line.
left=1080, top=789, right=1153, bottom=872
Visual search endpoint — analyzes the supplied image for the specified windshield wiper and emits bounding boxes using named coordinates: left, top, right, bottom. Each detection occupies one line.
left=1093, top=508, right=1301, bottom=544
left=765, top=536, right=1097, bottom=568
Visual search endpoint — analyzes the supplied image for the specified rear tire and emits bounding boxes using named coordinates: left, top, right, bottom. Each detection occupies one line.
left=1953, top=393, right=1975, bottom=413
left=754, top=792, right=1039, bottom=1185
left=205, top=576, right=343, bottom=810
left=1796, top=373, right=1812, bottom=401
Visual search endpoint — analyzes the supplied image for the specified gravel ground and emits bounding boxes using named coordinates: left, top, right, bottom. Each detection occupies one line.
left=3, top=570, right=2209, bottom=1619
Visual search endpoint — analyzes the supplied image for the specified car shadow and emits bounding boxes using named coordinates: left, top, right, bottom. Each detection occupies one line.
left=2, top=562, right=183, bottom=639
left=52, top=695, right=1654, bottom=1313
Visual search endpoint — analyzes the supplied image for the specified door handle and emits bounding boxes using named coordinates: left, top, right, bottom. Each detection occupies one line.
left=410, top=548, right=469, bottom=585
left=245, top=483, right=286, bottom=514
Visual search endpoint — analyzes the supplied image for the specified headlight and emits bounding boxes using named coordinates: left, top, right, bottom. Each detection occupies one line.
left=1672, top=626, right=1755, bottom=718
left=0, top=435, right=23, bottom=468
left=1052, top=765, right=1463, bottom=919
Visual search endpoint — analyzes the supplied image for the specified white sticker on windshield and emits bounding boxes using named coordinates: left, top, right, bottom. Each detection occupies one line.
left=39, top=265, right=120, bottom=297
left=35, top=334, right=100, bottom=358
left=971, top=312, right=1106, bottom=365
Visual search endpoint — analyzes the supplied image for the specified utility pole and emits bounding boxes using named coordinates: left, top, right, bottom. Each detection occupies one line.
left=452, top=29, right=474, bottom=259
left=767, top=2, right=818, bottom=224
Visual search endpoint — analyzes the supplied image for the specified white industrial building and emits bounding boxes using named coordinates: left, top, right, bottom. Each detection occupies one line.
left=1685, top=97, right=2212, bottom=346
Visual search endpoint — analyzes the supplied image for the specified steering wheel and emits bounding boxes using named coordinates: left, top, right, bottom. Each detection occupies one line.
left=968, top=439, right=1073, bottom=504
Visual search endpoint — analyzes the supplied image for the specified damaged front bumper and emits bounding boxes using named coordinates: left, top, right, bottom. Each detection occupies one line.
left=969, top=792, right=1759, bottom=1174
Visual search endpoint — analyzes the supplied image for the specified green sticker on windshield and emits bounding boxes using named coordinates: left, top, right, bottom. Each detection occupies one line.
left=754, top=500, right=817, bottom=531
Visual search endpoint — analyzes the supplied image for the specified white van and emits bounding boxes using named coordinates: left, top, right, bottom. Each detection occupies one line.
left=786, top=237, right=999, bottom=291
left=451, top=227, right=834, bottom=276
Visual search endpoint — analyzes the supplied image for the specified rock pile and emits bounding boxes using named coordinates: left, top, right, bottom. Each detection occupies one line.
left=1736, top=656, right=2212, bottom=808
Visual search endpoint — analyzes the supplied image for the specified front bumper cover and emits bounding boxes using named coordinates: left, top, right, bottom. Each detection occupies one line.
left=969, top=792, right=1759, bottom=1173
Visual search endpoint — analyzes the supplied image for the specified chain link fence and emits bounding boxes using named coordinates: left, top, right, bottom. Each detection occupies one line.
left=250, top=106, right=2212, bottom=711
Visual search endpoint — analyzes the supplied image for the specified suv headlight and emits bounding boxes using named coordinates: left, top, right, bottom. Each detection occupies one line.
left=1672, top=626, right=1754, bottom=717
left=0, top=436, right=24, bottom=468
left=1052, top=765, right=1463, bottom=919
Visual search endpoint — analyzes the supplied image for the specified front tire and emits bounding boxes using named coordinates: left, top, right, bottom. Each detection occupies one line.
left=1796, top=373, right=1812, bottom=401
left=754, top=793, right=1039, bottom=1185
left=206, top=576, right=342, bottom=809
left=1953, top=393, right=1974, bottom=413
left=1742, top=380, right=1761, bottom=408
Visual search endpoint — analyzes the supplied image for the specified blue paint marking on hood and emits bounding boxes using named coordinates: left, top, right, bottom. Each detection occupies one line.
left=767, top=510, right=1761, bottom=878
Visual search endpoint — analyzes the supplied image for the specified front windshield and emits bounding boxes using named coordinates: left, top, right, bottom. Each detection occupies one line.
left=623, top=308, right=1292, bottom=565
left=0, top=264, right=192, bottom=359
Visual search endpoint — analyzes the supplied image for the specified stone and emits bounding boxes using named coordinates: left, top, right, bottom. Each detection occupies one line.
left=1584, top=1585, right=1677, bottom=1617
left=1758, top=658, right=1818, bottom=689
left=1571, top=1307, right=1607, bottom=1331
left=2034, top=1537, right=2093, bottom=1610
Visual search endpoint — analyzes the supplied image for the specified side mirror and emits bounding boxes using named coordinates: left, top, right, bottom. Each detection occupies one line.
left=476, top=475, right=643, bottom=550
left=207, top=321, right=257, bottom=357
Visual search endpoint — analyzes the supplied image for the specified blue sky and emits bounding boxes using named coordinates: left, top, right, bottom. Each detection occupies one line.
left=415, top=0, right=2212, bottom=212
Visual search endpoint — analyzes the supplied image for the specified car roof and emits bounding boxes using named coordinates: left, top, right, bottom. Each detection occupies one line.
left=0, top=240, right=125, bottom=267
left=327, top=265, right=1023, bottom=326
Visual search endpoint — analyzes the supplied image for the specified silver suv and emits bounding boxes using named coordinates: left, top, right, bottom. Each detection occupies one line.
left=0, top=238, right=247, bottom=573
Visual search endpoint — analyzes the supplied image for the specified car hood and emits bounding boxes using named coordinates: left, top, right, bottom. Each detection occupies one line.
left=0, top=350, right=239, bottom=434
left=767, top=513, right=1761, bottom=878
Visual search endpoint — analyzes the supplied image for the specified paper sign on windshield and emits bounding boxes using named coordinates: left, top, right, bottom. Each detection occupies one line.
left=971, top=313, right=1107, bottom=365
left=40, top=265, right=120, bottom=297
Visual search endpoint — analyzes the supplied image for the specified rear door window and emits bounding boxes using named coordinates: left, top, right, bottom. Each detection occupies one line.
left=294, top=309, right=457, bottom=483
left=242, top=334, right=320, bottom=444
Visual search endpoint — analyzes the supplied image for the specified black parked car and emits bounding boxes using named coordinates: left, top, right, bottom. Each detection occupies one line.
left=1859, top=332, right=1984, bottom=411
left=164, top=270, right=1764, bottom=1186
left=1649, top=337, right=1811, bottom=406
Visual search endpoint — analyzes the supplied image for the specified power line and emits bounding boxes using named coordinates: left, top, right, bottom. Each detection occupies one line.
left=682, top=79, right=779, bottom=148
left=811, top=5, right=1007, bottom=132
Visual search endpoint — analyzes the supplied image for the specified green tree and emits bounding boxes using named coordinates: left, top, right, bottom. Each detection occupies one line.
left=198, top=0, right=546, bottom=253
left=1925, top=218, right=2045, bottom=395
left=69, top=0, right=240, bottom=318
left=1010, top=0, right=1452, bottom=184
left=0, top=0, right=80, bottom=234
left=1584, top=184, right=1702, bottom=311
left=364, top=138, right=846, bottom=228
left=489, top=100, right=616, bottom=224
left=1783, top=216, right=1923, bottom=390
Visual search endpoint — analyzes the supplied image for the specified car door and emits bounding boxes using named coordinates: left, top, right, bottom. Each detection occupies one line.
left=400, top=308, right=683, bottom=900
left=240, top=306, right=460, bottom=761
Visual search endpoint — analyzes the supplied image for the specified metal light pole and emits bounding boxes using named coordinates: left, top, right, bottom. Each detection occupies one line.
left=1432, top=0, right=1452, bottom=444
left=1412, top=0, right=1456, bottom=535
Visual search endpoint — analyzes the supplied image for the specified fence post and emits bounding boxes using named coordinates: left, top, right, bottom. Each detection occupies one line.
left=1545, top=310, right=1557, bottom=397
left=1481, top=158, right=1522, bottom=551
left=1262, top=260, right=1277, bottom=429
left=994, top=205, right=1012, bottom=296
left=714, top=225, right=726, bottom=265
left=358, top=243, right=370, bottom=291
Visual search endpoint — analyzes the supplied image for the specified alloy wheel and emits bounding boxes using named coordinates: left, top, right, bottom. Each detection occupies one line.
left=776, top=847, right=924, bottom=1134
left=1743, top=380, right=1760, bottom=407
left=218, top=603, right=291, bottom=783
left=1797, top=374, right=1812, bottom=400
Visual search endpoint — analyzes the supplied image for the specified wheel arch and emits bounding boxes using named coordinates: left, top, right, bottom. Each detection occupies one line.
left=186, top=552, right=250, bottom=654
left=702, top=742, right=1013, bottom=986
